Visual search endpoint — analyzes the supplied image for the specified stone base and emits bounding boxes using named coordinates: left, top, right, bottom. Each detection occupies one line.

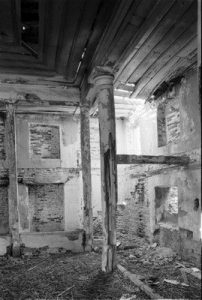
left=0, top=236, right=11, bottom=256
left=20, top=230, right=84, bottom=253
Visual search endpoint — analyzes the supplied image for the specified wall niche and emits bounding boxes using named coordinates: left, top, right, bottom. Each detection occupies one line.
left=28, top=183, right=64, bottom=232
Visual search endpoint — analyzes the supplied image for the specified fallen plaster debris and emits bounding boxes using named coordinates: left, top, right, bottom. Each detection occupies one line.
left=183, top=267, right=201, bottom=280
left=120, top=294, right=137, bottom=300
left=191, top=267, right=200, bottom=273
left=163, top=279, right=189, bottom=287
left=117, top=264, right=163, bottom=299
left=163, top=279, right=179, bottom=285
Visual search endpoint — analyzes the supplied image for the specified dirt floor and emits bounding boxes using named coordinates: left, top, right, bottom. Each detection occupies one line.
left=0, top=237, right=201, bottom=300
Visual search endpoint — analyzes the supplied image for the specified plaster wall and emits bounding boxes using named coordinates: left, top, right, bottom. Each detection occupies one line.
left=118, top=68, right=201, bottom=265
left=90, top=117, right=130, bottom=216
left=0, top=112, right=83, bottom=253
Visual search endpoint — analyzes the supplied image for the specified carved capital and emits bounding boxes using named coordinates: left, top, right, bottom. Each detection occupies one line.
left=89, top=66, right=114, bottom=86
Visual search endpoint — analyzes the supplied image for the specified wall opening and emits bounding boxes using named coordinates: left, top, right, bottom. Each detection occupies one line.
left=155, top=186, right=179, bottom=226
left=0, top=112, right=6, bottom=160
left=157, top=101, right=181, bottom=147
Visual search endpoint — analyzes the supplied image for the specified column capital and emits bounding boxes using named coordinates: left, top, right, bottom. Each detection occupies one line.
left=89, top=66, right=114, bottom=86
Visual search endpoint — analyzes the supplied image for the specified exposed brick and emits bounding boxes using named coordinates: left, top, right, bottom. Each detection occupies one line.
left=0, top=186, right=9, bottom=234
left=29, top=124, right=60, bottom=159
left=116, top=177, right=150, bottom=242
left=29, top=184, right=64, bottom=232
left=0, top=113, right=6, bottom=160
left=157, top=104, right=166, bottom=147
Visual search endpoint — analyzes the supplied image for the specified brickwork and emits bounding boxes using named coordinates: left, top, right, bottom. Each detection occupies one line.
left=116, top=176, right=150, bottom=243
left=160, top=225, right=180, bottom=253
left=166, top=102, right=180, bottom=144
left=157, top=100, right=181, bottom=147
left=0, top=113, right=6, bottom=160
left=157, top=104, right=166, bottom=147
left=29, top=184, right=64, bottom=232
left=179, top=234, right=201, bottom=267
left=29, top=124, right=60, bottom=159
left=0, top=186, right=9, bottom=234
left=155, top=186, right=178, bottom=225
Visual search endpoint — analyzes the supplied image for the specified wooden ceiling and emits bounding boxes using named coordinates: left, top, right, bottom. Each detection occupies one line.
left=0, top=0, right=198, bottom=102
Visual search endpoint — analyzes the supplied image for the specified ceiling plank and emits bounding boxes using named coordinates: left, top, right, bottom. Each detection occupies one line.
left=42, top=0, right=66, bottom=68
left=137, top=37, right=197, bottom=100
left=75, top=0, right=118, bottom=85
left=114, top=0, right=176, bottom=86
left=131, top=22, right=197, bottom=98
left=88, top=0, right=133, bottom=69
left=65, top=0, right=102, bottom=82
left=101, top=0, right=156, bottom=66
left=115, top=0, right=193, bottom=86
left=55, top=0, right=86, bottom=76
left=129, top=1, right=197, bottom=84
left=0, top=0, right=17, bottom=44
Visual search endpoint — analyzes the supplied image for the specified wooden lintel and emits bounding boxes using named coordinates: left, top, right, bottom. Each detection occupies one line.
left=117, top=154, right=190, bottom=165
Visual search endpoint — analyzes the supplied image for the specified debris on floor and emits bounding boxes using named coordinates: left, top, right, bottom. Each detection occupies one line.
left=0, top=252, right=148, bottom=300
left=0, top=236, right=201, bottom=300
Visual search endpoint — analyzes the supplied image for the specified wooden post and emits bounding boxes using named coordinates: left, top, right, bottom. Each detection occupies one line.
left=93, top=67, right=117, bottom=272
left=80, top=91, right=93, bottom=251
left=5, top=103, right=20, bottom=256
left=198, top=0, right=201, bottom=110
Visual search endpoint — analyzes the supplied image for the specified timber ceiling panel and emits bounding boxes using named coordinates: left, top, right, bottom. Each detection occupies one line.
left=0, top=0, right=198, bottom=102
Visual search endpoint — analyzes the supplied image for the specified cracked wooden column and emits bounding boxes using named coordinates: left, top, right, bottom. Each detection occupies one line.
left=5, top=102, right=20, bottom=256
left=80, top=87, right=93, bottom=251
left=93, top=67, right=117, bottom=272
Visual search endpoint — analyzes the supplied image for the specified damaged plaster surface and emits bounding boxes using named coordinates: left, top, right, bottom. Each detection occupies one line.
left=91, top=68, right=201, bottom=267
left=0, top=112, right=84, bottom=253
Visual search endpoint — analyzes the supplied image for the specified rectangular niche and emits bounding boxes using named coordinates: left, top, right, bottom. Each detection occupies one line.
left=157, top=102, right=180, bottom=147
left=157, top=104, right=167, bottom=147
left=0, top=186, right=9, bottom=234
left=166, top=104, right=180, bottom=143
left=29, top=184, right=64, bottom=232
left=155, top=186, right=178, bottom=226
left=29, top=123, right=60, bottom=159
left=0, top=113, right=6, bottom=160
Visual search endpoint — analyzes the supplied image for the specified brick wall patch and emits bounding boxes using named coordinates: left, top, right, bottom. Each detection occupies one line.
left=29, top=124, right=60, bottom=159
left=0, top=113, right=6, bottom=160
left=166, top=104, right=180, bottom=143
left=0, top=186, right=9, bottom=234
left=29, top=184, right=64, bottom=232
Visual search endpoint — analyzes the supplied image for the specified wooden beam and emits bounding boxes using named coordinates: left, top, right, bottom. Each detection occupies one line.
left=117, top=264, right=162, bottom=299
left=198, top=0, right=201, bottom=111
left=117, top=154, right=190, bottom=165
left=5, top=103, right=20, bottom=256
left=93, top=67, right=117, bottom=273
left=80, top=82, right=93, bottom=251
left=0, top=84, right=80, bottom=104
